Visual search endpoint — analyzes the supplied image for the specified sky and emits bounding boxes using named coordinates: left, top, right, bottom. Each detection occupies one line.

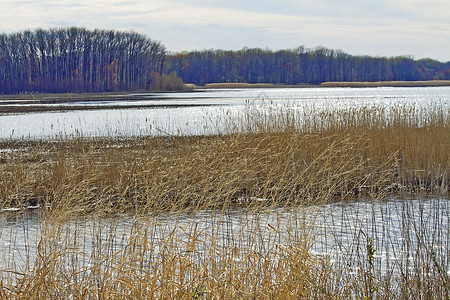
left=1, top=0, right=449, bottom=62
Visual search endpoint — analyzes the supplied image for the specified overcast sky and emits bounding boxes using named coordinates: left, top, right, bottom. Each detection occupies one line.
left=1, top=0, right=449, bottom=62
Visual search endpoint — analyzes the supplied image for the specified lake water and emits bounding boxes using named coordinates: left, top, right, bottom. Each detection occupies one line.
left=1, top=197, right=449, bottom=277
left=1, top=86, right=449, bottom=139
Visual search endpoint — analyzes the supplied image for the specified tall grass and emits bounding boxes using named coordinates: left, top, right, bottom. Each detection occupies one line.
left=1, top=105, right=447, bottom=215
left=0, top=103, right=449, bottom=298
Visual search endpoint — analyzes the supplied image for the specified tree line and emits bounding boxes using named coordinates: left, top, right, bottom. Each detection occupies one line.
left=165, top=47, right=450, bottom=85
left=0, top=27, right=166, bottom=94
left=2, top=27, right=450, bottom=94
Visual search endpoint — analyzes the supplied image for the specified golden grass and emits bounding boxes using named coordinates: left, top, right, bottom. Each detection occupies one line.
left=196, top=80, right=450, bottom=89
left=0, top=104, right=449, bottom=298
left=320, top=80, right=450, bottom=88
left=0, top=215, right=320, bottom=299
left=201, top=83, right=311, bottom=89
left=1, top=105, right=447, bottom=216
left=203, top=83, right=278, bottom=89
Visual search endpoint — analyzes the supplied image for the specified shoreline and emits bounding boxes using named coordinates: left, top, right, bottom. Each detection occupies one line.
left=0, top=79, right=448, bottom=100
left=0, top=103, right=216, bottom=114
left=320, top=80, right=450, bottom=88
left=198, top=80, right=450, bottom=89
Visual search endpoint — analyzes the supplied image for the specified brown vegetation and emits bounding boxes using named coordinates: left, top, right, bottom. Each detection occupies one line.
left=180, top=80, right=450, bottom=89
left=320, top=80, right=450, bottom=88
left=1, top=105, right=448, bottom=216
left=201, top=82, right=313, bottom=89
left=151, top=71, right=191, bottom=91
left=0, top=104, right=448, bottom=298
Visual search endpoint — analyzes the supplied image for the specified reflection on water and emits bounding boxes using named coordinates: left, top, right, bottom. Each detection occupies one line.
left=1, top=86, right=449, bottom=139
left=1, top=197, right=449, bottom=276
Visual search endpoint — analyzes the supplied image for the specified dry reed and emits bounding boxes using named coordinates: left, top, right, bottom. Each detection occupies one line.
left=0, top=104, right=448, bottom=298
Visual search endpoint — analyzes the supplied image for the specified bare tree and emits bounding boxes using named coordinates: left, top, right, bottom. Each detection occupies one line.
left=0, top=27, right=167, bottom=94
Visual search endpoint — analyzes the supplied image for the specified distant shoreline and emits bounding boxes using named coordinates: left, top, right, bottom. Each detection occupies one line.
left=197, top=80, right=450, bottom=89
left=0, top=80, right=449, bottom=114
left=320, top=80, right=450, bottom=88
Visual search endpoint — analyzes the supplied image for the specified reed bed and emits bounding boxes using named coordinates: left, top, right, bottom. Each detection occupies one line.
left=0, top=104, right=449, bottom=298
left=1, top=104, right=447, bottom=215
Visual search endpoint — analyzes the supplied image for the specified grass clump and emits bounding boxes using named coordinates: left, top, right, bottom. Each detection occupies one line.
left=0, top=105, right=447, bottom=216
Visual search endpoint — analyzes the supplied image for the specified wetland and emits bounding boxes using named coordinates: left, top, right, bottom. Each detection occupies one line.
left=0, top=86, right=449, bottom=298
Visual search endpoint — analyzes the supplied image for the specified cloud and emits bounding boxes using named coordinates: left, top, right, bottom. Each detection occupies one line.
left=0, top=0, right=449, bottom=61
left=386, top=0, right=450, bottom=21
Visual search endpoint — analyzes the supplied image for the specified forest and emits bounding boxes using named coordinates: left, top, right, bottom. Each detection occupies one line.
left=165, top=47, right=450, bottom=85
left=0, top=27, right=166, bottom=94
left=1, top=27, right=450, bottom=94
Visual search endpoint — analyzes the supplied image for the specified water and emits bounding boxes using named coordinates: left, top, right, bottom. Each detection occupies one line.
left=0, top=86, right=449, bottom=139
left=1, top=197, right=449, bottom=277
